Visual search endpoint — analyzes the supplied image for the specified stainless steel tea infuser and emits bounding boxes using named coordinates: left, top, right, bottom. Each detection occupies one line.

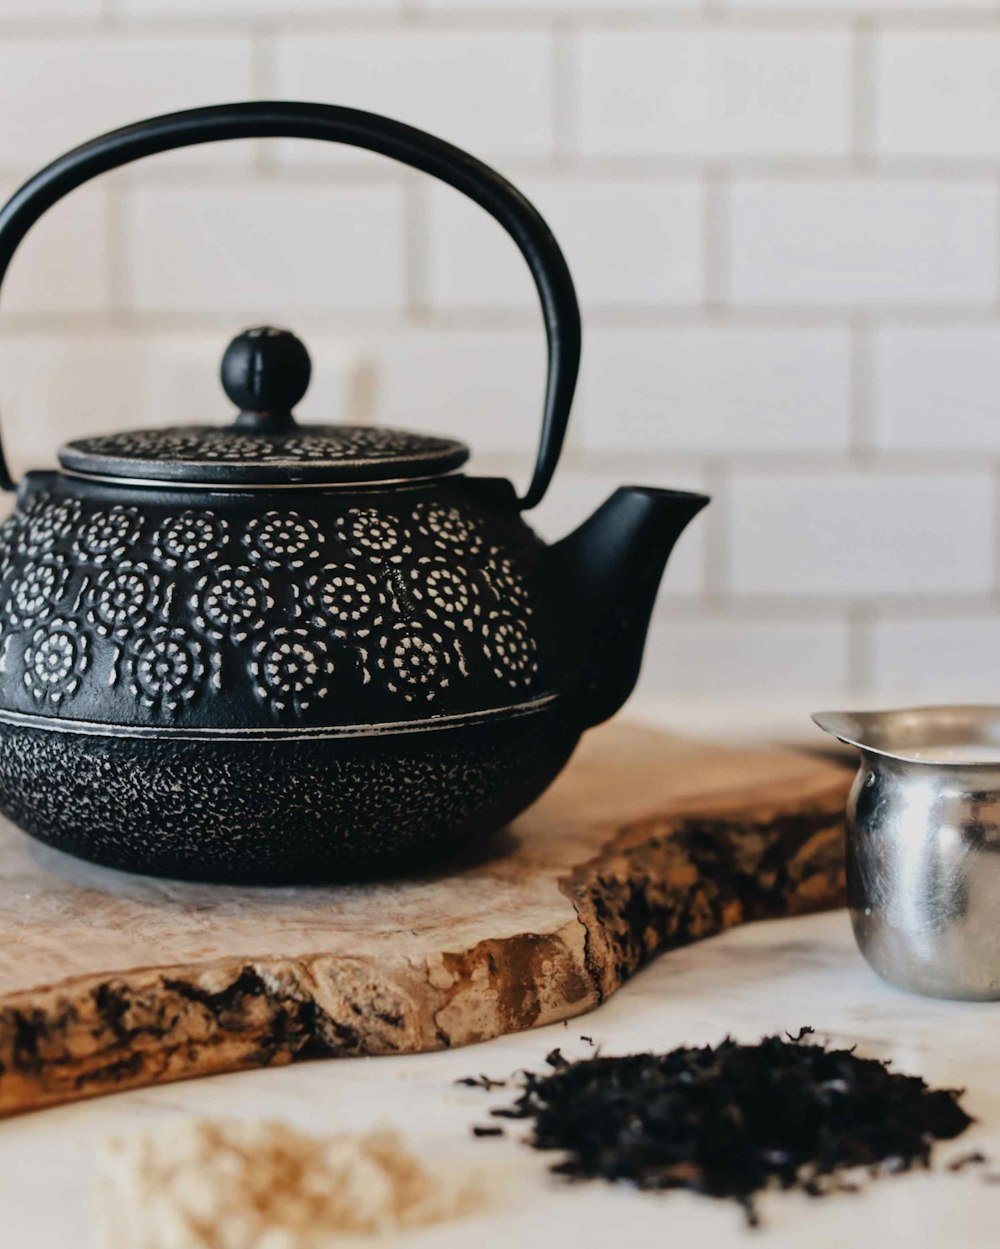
left=814, top=704, right=1000, bottom=1000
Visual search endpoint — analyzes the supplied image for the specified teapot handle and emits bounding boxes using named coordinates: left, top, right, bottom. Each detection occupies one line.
left=0, top=101, right=581, bottom=508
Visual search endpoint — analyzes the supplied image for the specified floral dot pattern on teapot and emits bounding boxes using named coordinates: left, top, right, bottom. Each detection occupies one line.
left=0, top=493, right=541, bottom=721
left=66, top=424, right=454, bottom=465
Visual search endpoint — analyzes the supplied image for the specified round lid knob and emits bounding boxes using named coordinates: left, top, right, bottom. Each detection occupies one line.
left=59, top=320, right=471, bottom=486
left=221, top=326, right=311, bottom=432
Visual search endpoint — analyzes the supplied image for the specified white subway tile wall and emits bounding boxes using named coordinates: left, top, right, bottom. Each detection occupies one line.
left=871, top=614, right=1000, bottom=704
left=729, top=472, right=995, bottom=596
left=876, top=32, right=1000, bottom=160
left=643, top=616, right=851, bottom=701
left=426, top=179, right=706, bottom=310
left=124, top=185, right=408, bottom=314
left=579, top=326, right=851, bottom=453
left=0, top=0, right=104, bottom=20
left=729, top=180, right=998, bottom=307
left=0, top=37, right=254, bottom=168
left=2, top=3, right=999, bottom=714
left=574, top=30, right=853, bottom=159
left=873, top=327, right=1000, bottom=451
left=274, top=32, right=555, bottom=161
left=0, top=183, right=110, bottom=316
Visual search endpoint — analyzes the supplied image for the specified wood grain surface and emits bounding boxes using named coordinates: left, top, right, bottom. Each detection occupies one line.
left=0, top=721, right=851, bottom=1117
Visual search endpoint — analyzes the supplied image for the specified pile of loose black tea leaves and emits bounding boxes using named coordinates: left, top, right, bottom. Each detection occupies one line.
left=479, top=1032, right=974, bottom=1224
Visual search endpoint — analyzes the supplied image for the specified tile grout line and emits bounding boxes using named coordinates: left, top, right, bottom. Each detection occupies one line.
left=404, top=177, right=430, bottom=325
left=551, top=18, right=574, bottom=168
left=851, top=15, right=877, bottom=169
left=6, top=157, right=1000, bottom=187
left=849, top=313, right=874, bottom=464
left=703, top=166, right=729, bottom=316
left=251, top=23, right=272, bottom=178
left=995, top=169, right=1000, bottom=317
left=0, top=8, right=998, bottom=41
left=105, top=179, right=131, bottom=329
left=701, top=458, right=731, bottom=605
left=847, top=600, right=875, bottom=699
left=6, top=304, right=1000, bottom=334
left=992, top=459, right=1000, bottom=596
left=657, top=593, right=1000, bottom=621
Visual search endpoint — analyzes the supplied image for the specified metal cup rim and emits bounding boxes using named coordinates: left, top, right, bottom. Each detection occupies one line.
left=813, top=703, right=1000, bottom=768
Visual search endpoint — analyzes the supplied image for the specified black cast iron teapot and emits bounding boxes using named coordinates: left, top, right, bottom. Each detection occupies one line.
left=0, top=102, right=708, bottom=882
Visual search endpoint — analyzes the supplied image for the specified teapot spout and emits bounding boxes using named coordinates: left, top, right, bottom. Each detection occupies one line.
left=548, top=486, right=709, bottom=729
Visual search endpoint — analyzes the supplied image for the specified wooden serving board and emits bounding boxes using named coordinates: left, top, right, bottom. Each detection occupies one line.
left=0, top=722, right=850, bottom=1118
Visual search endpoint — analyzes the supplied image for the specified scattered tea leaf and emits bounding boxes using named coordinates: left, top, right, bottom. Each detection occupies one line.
left=947, top=1150, right=986, bottom=1172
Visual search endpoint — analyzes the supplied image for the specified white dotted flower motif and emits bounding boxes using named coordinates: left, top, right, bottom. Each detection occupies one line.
left=408, top=558, right=479, bottom=629
left=251, top=627, right=333, bottom=713
left=377, top=623, right=463, bottom=703
left=22, top=617, right=89, bottom=705
left=84, top=562, right=163, bottom=639
left=16, top=495, right=82, bottom=557
left=243, top=512, right=323, bottom=569
left=412, top=502, right=483, bottom=559
left=483, top=611, right=538, bottom=689
left=0, top=514, right=18, bottom=554
left=191, top=432, right=278, bottom=462
left=72, top=506, right=142, bottom=565
left=483, top=547, right=532, bottom=614
left=0, top=514, right=21, bottom=584
left=334, top=508, right=408, bottom=565
left=153, top=510, right=228, bottom=570
left=90, top=429, right=211, bottom=460
left=276, top=428, right=428, bottom=462
left=191, top=566, right=275, bottom=643
left=124, top=627, right=206, bottom=713
left=76, top=425, right=445, bottom=465
left=306, top=563, right=386, bottom=639
left=6, top=556, right=70, bottom=627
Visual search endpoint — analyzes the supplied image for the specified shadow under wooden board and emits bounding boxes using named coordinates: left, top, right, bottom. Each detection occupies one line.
left=0, top=721, right=850, bottom=1118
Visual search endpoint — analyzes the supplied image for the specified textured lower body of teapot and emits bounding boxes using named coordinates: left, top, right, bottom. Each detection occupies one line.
left=0, top=703, right=578, bottom=883
left=846, top=757, right=1000, bottom=1000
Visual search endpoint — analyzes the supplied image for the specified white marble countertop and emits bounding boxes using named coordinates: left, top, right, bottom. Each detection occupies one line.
left=5, top=909, right=1000, bottom=1248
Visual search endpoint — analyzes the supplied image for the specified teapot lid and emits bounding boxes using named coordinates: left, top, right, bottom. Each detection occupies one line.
left=58, top=327, right=469, bottom=488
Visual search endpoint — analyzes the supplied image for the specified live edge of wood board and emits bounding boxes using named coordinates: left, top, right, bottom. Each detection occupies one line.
left=0, top=720, right=850, bottom=1118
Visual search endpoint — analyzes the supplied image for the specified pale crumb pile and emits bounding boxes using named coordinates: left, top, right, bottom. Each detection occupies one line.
left=100, top=1119, right=482, bottom=1249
